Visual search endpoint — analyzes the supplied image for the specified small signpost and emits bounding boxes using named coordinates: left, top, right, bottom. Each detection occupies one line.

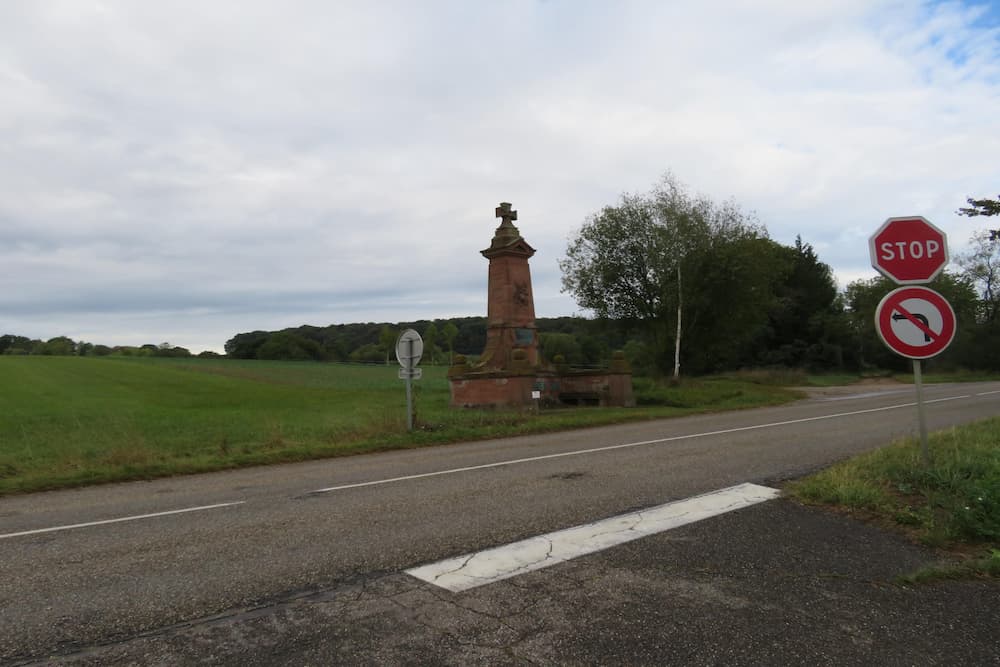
left=395, top=329, right=423, bottom=431
left=869, top=216, right=952, bottom=464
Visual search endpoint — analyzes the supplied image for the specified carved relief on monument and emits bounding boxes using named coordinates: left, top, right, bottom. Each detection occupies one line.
left=513, top=281, right=530, bottom=307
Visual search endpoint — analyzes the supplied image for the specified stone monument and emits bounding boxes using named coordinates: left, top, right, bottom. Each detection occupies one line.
left=479, top=202, right=539, bottom=370
left=449, top=203, right=634, bottom=408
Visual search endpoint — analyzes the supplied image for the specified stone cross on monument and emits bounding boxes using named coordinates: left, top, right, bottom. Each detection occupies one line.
left=487, top=202, right=524, bottom=250
left=495, top=202, right=517, bottom=226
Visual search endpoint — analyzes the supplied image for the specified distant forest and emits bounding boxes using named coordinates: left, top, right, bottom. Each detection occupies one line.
left=0, top=336, right=213, bottom=359
left=0, top=318, right=625, bottom=368
left=221, top=317, right=631, bottom=367
left=6, top=273, right=1000, bottom=377
left=216, top=271, right=1000, bottom=375
left=6, top=188, right=999, bottom=377
left=7, top=244, right=1000, bottom=376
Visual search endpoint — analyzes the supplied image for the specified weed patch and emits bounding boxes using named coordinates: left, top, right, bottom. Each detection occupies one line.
left=788, top=419, right=1000, bottom=581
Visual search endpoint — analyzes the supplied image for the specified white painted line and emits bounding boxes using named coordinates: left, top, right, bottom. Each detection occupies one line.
left=821, top=389, right=910, bottom=401
left=922, top=394, right=972, bottom=406
left=407, top=483, right=780, bottom=592
left=312, top=394, right=974, bottom=494
left=977, top=390, right=1000, bottom=396
left=0, top=501, right=246, bottom=540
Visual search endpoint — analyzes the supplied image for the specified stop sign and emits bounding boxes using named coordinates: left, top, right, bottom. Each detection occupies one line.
left=869, top=216, right=948, bottom=284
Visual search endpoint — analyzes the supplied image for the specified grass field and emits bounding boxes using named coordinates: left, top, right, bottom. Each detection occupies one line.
left=0, top=356, right=800, bottom=494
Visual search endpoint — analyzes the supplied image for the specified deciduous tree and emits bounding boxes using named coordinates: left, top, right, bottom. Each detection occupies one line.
left=378, top=326, right=398, bottom=365
left=422, top=322, right=439, bottom=364
left=441, top=321, right=458, bottom=363
left=958, top=194, right=1000, bottom=240
left=560, top=174, right=787, bottom=375
left=958, top=195, right=1000, bottom=219
left=957, top=229, right=1000, bottom=323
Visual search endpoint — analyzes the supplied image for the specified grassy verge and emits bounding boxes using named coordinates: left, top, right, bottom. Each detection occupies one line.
left=902, top=371, right=1000, bottom=384
left=0, top=357, right=800, bottom=495
left=787, top=419, right=1000, bottom=582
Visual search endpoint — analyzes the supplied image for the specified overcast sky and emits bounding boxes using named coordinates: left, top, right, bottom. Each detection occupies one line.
left=2, top=1, right=999, bottom=353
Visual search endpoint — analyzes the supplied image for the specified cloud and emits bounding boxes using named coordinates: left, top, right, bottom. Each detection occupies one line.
left=1, top=0, right=998, bottom=351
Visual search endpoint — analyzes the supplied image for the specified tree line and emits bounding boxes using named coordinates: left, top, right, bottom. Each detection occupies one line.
left=222, top=317, right=629, bottom=366
left=0, top=336, right=210, bottom=358
left=559, top=176, right=1000, bottom=376
left=226, top=180, right=999, bottom=376
left=9, top=186, right=998, bottom=376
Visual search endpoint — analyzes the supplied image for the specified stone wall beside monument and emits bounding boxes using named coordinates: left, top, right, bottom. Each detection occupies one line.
left=448, top=203, right=634, bottom=408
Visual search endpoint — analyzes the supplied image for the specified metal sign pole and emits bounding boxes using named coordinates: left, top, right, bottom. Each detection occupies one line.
left=406, top=338, right=414, bottom=432
left=395, top=329, right=423, bottom=433
left=913, top=359, right=930, bottom=465
left=405, top=374, right=413, bottom=432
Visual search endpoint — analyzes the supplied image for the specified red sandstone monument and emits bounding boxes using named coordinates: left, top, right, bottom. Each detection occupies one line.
left=449, top=203, right=634, bottom=408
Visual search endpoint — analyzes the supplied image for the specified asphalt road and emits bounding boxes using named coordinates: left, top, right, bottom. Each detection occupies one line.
left=2, top=382, right=999, bottom=665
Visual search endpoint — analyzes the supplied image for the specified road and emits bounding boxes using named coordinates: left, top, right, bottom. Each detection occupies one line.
left=1, top=382, right=998, bottom=665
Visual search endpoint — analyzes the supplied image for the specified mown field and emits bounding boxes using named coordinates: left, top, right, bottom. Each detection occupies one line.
left=0, top=356, right=801, bottom=494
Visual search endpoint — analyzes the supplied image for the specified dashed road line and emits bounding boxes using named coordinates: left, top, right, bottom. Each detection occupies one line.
left=5, top=390, right=994, bottom=542
left=311, top=394, right=973, bottom=494
left=406, top=483, right=781, bottom=591
left=0, top=501, right=246, bottom=540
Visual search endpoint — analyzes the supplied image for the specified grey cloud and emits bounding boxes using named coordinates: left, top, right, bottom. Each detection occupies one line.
left=1, top=1, right=998, bottom=351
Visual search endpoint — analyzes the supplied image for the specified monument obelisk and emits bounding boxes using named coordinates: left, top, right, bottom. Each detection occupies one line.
left=478, top=202, right=539, bottom=370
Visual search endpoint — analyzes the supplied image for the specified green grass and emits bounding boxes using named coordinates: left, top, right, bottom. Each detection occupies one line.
left=899, top=371, right=1000, bottom=384
left=804, top=373, right=868, bottom=387
left=896, top=549, right=1000, bottom=585
left=787, top=419, right=1000, bottom=581
left=0, top=356, right=799, bottom=494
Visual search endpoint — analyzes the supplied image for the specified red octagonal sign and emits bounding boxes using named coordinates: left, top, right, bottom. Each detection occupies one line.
left=869, top=216, right=948, bottom=284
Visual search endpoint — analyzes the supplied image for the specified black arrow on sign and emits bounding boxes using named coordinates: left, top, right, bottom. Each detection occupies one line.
left=892, top=308, right=934, bottom=342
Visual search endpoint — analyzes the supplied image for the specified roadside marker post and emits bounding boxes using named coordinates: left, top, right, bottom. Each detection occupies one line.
left=395, top=329, right=424, bottom=432
left=869, top=218, right=953, bottom=465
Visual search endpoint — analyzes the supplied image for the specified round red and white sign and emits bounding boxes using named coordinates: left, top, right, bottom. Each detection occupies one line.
left=875, top=286, right=956, bottom=359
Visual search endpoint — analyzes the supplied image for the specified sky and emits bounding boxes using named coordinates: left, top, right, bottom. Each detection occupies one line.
left=2, top=1, right=999, bottom=353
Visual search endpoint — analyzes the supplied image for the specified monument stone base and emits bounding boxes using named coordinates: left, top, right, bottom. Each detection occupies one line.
left=448, top=355, right=635, bottom=409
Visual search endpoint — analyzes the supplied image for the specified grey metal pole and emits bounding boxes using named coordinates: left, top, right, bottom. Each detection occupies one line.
left=405, top=375, right=413, bottom=431
left=913, top=359, right=930, bottom=465
left=406, top=338, right=414, bottom=432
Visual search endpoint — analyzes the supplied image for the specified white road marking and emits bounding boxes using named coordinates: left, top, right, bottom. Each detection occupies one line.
left=311, top=394, right=974, bottom=494
left=6, top=389, right=991, bottom=542
left=407, top=483, right=781, bottom=592
left=821, top=389, right=910, bottom=401
left=0, top=501, right=245, bottom=540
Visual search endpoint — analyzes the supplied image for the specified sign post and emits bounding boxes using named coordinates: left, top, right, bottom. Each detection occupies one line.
left=395, top=329, right=424, bottom=432
left=874, top=286, right=957, bottom=464
left=869, top=216, right=952, bottom=465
